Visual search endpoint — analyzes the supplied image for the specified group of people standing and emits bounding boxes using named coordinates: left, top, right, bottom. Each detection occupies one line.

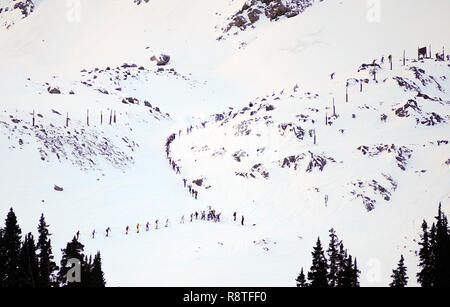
left=74, top=207, right=246, bottom=240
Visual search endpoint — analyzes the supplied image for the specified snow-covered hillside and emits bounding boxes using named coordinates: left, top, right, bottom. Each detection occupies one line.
left=0, top=0, right=449, bottom=287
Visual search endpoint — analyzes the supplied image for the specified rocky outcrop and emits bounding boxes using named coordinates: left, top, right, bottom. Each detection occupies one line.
left=219, top=0, right=324, bottom=38
left=1, top=0, right=35, bottom=29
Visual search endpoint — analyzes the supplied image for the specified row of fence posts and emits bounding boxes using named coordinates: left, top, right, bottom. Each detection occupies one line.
left=343, top=45, right=447, bottom=103
left=31, top=109, right=118, bottom=128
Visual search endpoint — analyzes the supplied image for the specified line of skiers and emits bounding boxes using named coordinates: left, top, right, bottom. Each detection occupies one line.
left=165, top=130, right=202, bottom=201
left=185, top=180, right=199, bottom=200
left=75, top=209, right=245, bottom=240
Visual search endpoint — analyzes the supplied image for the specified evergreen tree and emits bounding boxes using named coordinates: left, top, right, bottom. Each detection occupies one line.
left=352, top=258, right=360, bottom=287
left=432, top=203, right=450, bottom=287
left=0, top=227, right=5, bottom=286
left=296, top=268, right=307, bottom=287
left=88, top=252, right=106, bottom=287
left=2, top=208, right=23, bottom=287
left=58, top=237, right=86, bottom=287
left=389, top=255, right=408, bottom=287
left=336, top=242, right=348, bottom=287
left=417, top=220, right=434, bottom=287
left=326, top=228, right=340, bottom=287
left=17, top=233, right=39, bottom=287
left=338, top=254, right=355, bottom=287
left=307, top=237, right=329, bottom=287
left=36, top=214, right=58, bottom=287
left=417, top=204, right=450, bottom=287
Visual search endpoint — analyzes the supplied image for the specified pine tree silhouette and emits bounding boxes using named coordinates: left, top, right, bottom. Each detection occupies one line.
left=417, top=204, right=450, bottom=287
left=0, top=227, right=5, bottom=286
left=389, top=255, right=408, bottom=287
left=296, top=268, right=308, bottom=287
left=307, top=237, right=329, bottom=287
left=89, top=252, right=106, bottom=287
left=432, top=203, right=450, bottom=287
left=36, top=214, right=58, bottom=287
left=58, top=237, right=86, bottom=287
left=17, top=233, right=39, bottom=287
left=417, top=220, right=434, bottom=287
left=2, top=208, right=23, bottom=287
left=327, top=228, right=340, bottom=287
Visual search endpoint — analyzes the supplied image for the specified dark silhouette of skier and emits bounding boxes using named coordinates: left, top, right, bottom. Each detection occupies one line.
left=241, top=216, right=244, bottom=226
left=190, top=213, right=193, bottom=222
left=106, top=227, right=111, bottom=237
left=146, top=222, right=150, bottom=231
left=126, top=225, right=129, bottom=235
left=155, top=219, right=159, bottom=229
left=165, top=219, right=169, bottom=228
left=92, top=229, right=96, bottom=239
left=183, top=178, right=187, bottom=187
left=233, top=212, right=236, bottom=221
left=76, top=231, right=80, bottom=240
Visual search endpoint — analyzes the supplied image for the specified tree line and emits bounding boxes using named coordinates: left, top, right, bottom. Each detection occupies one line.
left=296, top=228, right=360, bottom=287
left=0, top=208, right=105, bottom=287
left=297, top=203, right=450, bottom=287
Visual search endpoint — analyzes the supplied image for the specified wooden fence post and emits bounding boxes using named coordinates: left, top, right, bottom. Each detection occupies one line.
left=346, top=83, right=348, bottom=102
left=332, top=98, right=336, bottom=116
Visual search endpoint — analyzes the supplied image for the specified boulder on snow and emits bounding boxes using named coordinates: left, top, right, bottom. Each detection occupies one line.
left=47, top=87, right=61, bottom=94
left=151, top=54, right=171, bottom=66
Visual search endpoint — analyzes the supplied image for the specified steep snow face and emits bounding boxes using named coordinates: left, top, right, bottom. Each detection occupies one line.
left=0, top=0, right=449, bottom=287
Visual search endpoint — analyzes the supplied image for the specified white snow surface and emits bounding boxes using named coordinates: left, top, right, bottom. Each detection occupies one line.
left=0, top=0, right=449, bottom=286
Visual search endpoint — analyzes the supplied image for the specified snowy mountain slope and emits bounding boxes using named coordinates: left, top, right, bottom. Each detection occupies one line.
left=169, top=57, right=450, bottom=285
left=0, top=0, right=448, bottom=287
left=217, top=0, right=450, bottom=95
